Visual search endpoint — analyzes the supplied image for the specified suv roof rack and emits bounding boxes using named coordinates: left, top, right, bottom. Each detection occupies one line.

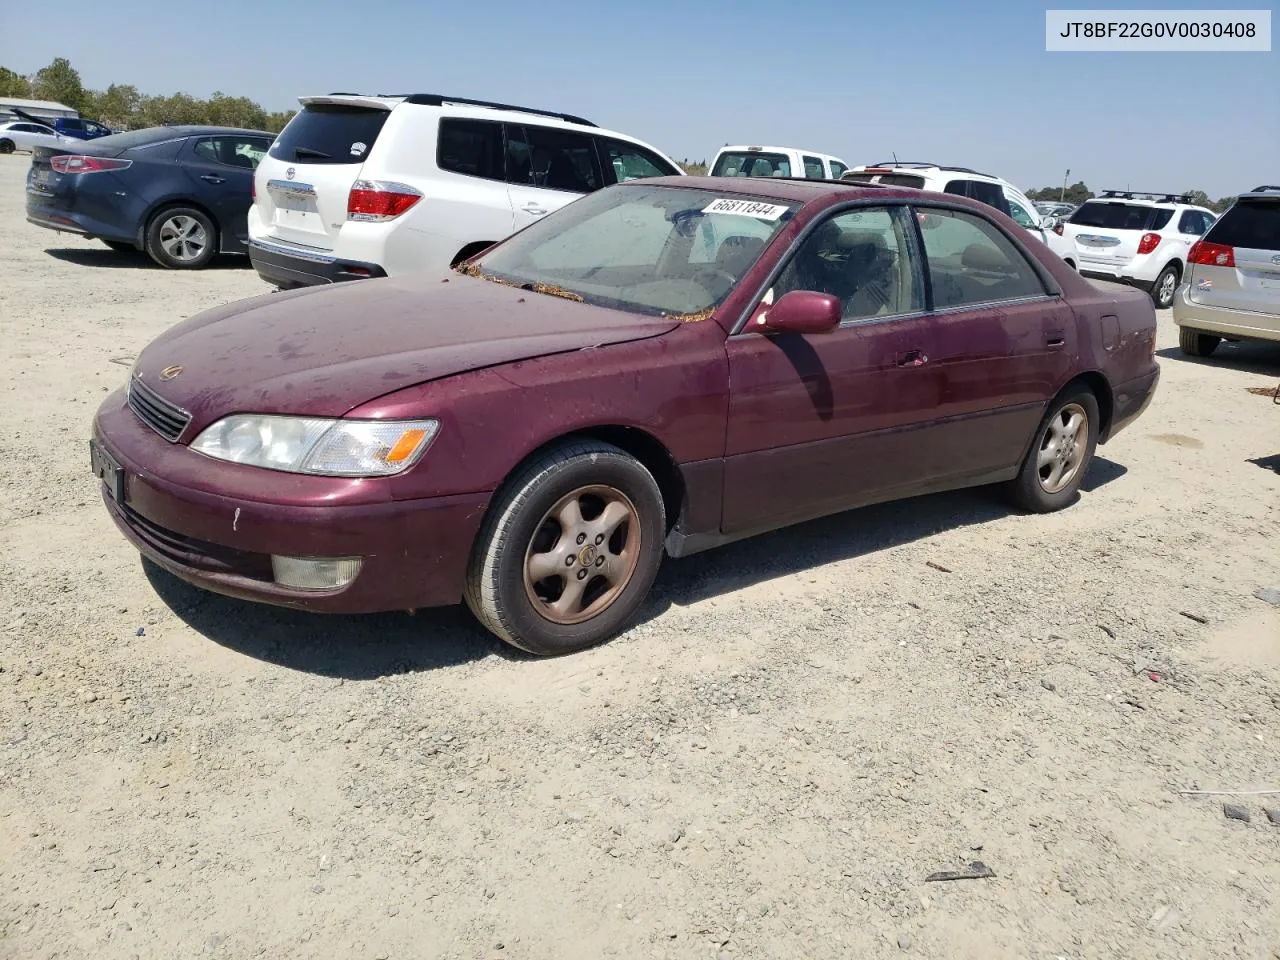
left=1100, top=189, right=1194, bottom=203
left=1251, top=184, right=1280, bottom=192
left=867, top=161, right=994, bottom=178
left=400, top=93, right=595, bottom=127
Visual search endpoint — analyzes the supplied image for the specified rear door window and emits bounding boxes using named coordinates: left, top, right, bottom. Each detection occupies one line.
left=916, top=207, right=1045, bottom=308
left=269, top=104, right=389, bottom=164
left=829, top=160, right=848, bottom=179
left=506, top=124, right=602, bottom=193
left=437, top=118, right=504, bottom=181
left=195, top=136, right=271, bottom=169
left=966, top=180, right=1011, bottom=215
left=1205, top=200, right=1280, bottom=250
left=597, top=138, right=678, bottom=183
left=802, top=155, right=824, bottom=179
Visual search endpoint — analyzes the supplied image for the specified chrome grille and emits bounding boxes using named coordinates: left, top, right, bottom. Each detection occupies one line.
left=128, top=377, right=191, bottom=442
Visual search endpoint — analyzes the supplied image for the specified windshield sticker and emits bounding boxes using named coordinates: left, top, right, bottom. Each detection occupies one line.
left=702, top=198, right=789, bottom=221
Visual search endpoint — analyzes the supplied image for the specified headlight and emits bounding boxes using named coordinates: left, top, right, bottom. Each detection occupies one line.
left=190, top=415, right=438, bottom=476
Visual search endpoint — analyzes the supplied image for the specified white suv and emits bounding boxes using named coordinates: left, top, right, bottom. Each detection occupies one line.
left=1050, top=192, right=1217, bottom=308
left=709, top=145, right=848, bottom=180
left=840, top=162, right=1051, bottom=246
left=248, top=93, right=683, bottom=287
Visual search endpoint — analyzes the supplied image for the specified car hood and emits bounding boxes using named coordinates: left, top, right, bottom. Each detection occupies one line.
left=133, top=272, right=678, bottom=431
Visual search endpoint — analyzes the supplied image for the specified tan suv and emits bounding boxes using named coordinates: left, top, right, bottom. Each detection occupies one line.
left=1173, top=186, right=1280, bottom=356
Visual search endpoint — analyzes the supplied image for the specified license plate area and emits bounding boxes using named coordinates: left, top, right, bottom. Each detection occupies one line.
left=89, top=439, right=125, bottom=502
left=268, top=179, right=320, bottom=219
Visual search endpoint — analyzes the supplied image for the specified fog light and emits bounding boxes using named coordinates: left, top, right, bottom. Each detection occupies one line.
left=271, top=556, right=362, bottom=590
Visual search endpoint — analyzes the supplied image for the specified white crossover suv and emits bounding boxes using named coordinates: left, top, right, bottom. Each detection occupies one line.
left=840, top=162, right=1052, bottom=248
left=1050, top=191, right=1217, bottom=308
left=247, top=93, right=683, bottom=287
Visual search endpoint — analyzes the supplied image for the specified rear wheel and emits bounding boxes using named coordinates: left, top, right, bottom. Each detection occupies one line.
left=0, top=139, right=14, bottom=154
left=1178, top=326, right=1221, bottom=357
left=145, top=207, right=216, bottom=269
left=1010, top=389, right=1099, bottom=513
left=1151, top=263, right=1180, bottom=309
left=465, top=440, right=665, bottom=656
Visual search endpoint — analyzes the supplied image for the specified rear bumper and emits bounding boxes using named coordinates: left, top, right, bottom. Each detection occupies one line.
left=1080, top=269, right=1156, bottom=293
left=1171, top=285, right=1280, bottom=342
left=93, top=393, right=489, bottom=614
left=249, top=238, right=386, bottom=288
left=1105, top=366, right=1160, bottom=442
left=26, top=186, right=140, bottom=244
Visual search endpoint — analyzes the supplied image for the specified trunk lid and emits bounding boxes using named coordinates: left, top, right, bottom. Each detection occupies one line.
left=133, top=271, right=679, bottom=430
left=254, top=96, right=397, bottom=251
left=1065, top=200, right=1171, bottom=268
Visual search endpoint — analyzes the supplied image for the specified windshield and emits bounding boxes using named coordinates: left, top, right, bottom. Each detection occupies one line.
left=711, top=151, right=792, bottom=178
left=471, top=184, right=797, bottom=317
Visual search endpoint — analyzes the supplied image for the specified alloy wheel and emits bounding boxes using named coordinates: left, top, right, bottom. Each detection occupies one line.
left=158, top=215, right=208, bottom=263
left=1036, top=402, right=1089, bottom=494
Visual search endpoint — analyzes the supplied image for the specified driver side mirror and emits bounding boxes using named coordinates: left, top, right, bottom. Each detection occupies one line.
left=753, top=290, right=842, bottom=335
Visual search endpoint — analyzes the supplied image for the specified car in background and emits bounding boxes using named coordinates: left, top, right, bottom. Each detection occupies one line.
left=1051, top=191, right=1216, bottom=308
left=52, top=116, right=113, bottom=140
left=1035, top=200, right=1076, bottom=221
left=841, top=162, right=1051, bottom=246
left=1173, top=186, right=1280, bottom=356
left=0, top=120, right=75, bottom=154
left=92, top=176, right=1157, bottom=656
left=709, top=145, right=848, bottom=180
left=248, top=92, right=683, bottom=288
left=26, top=125, right=274, bottom=269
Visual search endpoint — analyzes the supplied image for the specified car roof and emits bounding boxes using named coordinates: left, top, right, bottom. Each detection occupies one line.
left=151, top=125, right=275, bottom=137
left=716, top=145, right=844, bottom=160
left=850, top=162, right=1001, bottom=180
left=639, top=175, right=985, bottom=210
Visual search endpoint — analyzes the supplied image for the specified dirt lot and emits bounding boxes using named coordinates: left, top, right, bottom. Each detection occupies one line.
left=1, top=151, right=1278, bottom=960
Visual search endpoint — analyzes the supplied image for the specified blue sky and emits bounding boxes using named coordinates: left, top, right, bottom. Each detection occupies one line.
left=2, top=0, right=1274, bottom=197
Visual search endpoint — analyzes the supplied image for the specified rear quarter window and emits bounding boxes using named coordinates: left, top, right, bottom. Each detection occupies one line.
left=1204, top=201, right=1280, bottom=251
left=437, top=118, right=503, bottom=181
left=270, top=105, right=389, bottom=164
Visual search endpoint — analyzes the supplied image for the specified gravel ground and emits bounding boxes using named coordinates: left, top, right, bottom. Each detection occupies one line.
left=2, top=152, right=1279, bottom=960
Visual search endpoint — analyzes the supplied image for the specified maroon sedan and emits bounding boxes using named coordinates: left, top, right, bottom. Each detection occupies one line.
left=92, top=177, right=1158, bottom=655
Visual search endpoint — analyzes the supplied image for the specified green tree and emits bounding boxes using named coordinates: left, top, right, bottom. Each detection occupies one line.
left=90, top=83, right=142, bottom=128
left=1183, top=189, right=1212, bottom=208
left=0, top=66, right=32, bottom=98
left=30, top=57, right=86, bottom=111
left=1027, top=181, right=1092, bottom=206
left=679, top=159, right=708, bottom=175
left=263, top=110, right=296, bottom=133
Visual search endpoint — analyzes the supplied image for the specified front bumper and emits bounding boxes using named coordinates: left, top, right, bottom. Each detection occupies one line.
left=94, top=393, right=489, bottom=614
left=248, top=238, right=386, bottom=289
left=1171, top=285, right=1280, bottom=343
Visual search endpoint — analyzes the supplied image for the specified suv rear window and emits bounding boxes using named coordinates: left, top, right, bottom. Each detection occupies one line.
left=1204, top=200, right=1280, bottom=251
left=270, top=104, right=389, bottom=164
left=712, top=151, right=791, bottom=178
left=1070, top=201, right=1171, bottom=231
left=843, top=172, right=926, bottom=189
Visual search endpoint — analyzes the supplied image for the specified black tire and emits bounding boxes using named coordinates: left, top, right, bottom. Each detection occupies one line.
left=465, top=440, right=665, bottom=656
left=1151, top=263, right=1180, bottom=309
left=1010, top=388, right=1100, bottom=513
left=144, top=206, right=217, bottom=269
left=0, top=139, right=14, bottom=154
left=102, top=240, right=137, bottom=253
left=1178, top=326, right=1221, bottom=357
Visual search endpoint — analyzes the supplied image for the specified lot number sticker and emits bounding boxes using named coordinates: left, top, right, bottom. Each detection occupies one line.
left=702, top=198, right=789, bottom=221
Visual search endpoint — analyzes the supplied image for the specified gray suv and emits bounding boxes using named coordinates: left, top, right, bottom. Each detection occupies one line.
left=1173, top=186, right=1280, bottom=357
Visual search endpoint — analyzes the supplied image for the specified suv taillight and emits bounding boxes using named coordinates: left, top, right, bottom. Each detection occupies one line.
left=1137, top=232, right=1161, bottom=255
left=1188, top=241, right=1235, bottom=267
left=347, top=180, right=422, bottom=221
left=50, top=155, right=132, bottom=174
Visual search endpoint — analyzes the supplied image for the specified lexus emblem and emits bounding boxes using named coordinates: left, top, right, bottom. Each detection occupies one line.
left=285, top=167, right=296, bottom=180
left=159, top=364, right=184, bottom=381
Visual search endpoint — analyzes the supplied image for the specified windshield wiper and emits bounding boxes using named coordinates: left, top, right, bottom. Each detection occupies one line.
left=293, top=146, right=331, bottom=160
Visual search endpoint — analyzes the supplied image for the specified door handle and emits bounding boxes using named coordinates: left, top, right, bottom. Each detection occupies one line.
left=1046, top=336, right=1066, bottom=348
left=896, top=349, right=928, bottom=367
left=200, top=175, right=226, bottom=184
left=521, top=203, right=548, bottom=216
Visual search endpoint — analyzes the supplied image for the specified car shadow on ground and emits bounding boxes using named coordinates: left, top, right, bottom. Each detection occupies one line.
left=1157, top=340, right=1280, bottom=377
left=44, top=247, right=251, bottom=270
left=146, top=457, right=1129, bottom=679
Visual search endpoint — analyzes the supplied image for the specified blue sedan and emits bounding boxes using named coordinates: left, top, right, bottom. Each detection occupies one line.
left=26, top=125, right=274, bottom=269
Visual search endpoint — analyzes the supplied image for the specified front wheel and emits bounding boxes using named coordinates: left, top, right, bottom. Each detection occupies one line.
left=1010, top=390, right=1099, bottom=513
left=145, top=207, right=216, bottom=269
left=465, top=440, right=665, bottom=656
left=1151, top=263, right=1180, bottom=309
